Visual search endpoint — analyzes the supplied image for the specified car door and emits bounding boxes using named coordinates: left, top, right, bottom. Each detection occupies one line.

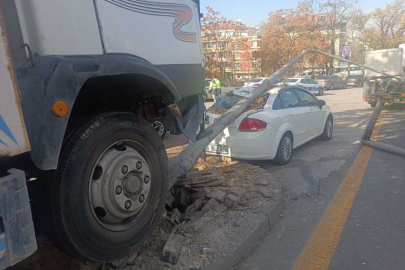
left=306, top=79, right=319, bottom=92
left=295, top=90, right=325, bottom=138
left=278, top=90, right=309, bottom=145
left=300, top=79, right=310, bottom=90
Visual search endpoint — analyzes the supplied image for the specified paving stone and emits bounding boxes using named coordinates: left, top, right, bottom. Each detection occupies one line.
left=224, top=194, right=238, bottom=209
left=185, top=199, right=203, bottom=216
left=207, top=189, right=226, bottom=203
left=260, top=186, right=273, bottom=198
left=202, top=198, right=220, bottom=214
left=162, top=234, right=184, bottom=265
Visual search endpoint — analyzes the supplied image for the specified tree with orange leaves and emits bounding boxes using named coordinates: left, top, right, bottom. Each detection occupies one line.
left=256, top=3, right=329, bottom=76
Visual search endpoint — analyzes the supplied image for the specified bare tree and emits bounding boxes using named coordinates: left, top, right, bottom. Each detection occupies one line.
left=354, top=0, right=405, bottom=50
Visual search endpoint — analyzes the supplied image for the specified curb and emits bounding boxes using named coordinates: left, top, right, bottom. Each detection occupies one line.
left=205, top=178, right=284, bottom=270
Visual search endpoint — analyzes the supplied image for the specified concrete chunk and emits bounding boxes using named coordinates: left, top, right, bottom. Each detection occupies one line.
left=202, top=198, right=220, bottom=214
left=224, top=194, right=238, bottom=209
left=185, top=199, right=203, bottom=217
left=162, top=234, right=184, bottom=265
left=260, top=186, right=273, bottom=198
left=207, top=189, right=226, bottom=203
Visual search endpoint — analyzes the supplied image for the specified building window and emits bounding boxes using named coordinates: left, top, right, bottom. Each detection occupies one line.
left=235, top=63, right=241, bottom=70
left=318, top=16, right=326, bottom=22
left=252, top=41, right=258, bottom=48
left=235, top=53, right=240, bottom=59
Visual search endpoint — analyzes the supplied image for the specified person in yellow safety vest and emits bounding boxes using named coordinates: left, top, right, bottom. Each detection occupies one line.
left=209, top=77, right=222, bottom=101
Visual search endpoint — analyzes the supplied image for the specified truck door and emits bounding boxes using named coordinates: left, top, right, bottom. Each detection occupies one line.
left=0, top=16, right=30, bottom=157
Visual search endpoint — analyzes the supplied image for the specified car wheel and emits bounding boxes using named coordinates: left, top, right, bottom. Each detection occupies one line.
left=370, top=102, right=377, bottom=108
left=318, top=87, right=324, bottom=96
left=151, top=120, right=167, bottom=139
left=343, top=84, right=347, bottom=89
left=330, top=84, right=334, bottom=90
left=273, top=133, right=293, bottom=165
left=43, top=112, right=168, bottom=263
left=321, top=116, right=333, bottom=141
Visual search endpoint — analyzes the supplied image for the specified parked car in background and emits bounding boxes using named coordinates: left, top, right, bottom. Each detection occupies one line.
left=345, top=75, right=365, bottom=87
left=244, top=77, right=268, bottom=87
left=204, top=79, right=236, bottom=100
left=316, top=75, right=347, bottom=90
left=205, top=87, right=333, bottom=165
left=281, top=78, right=324, bottom=96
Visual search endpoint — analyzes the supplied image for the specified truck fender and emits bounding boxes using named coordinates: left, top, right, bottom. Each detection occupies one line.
left=17, top=54, right=183, bottom=170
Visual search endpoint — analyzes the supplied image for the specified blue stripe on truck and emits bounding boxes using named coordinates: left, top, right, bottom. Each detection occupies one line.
left=0, top=113, right=18, bottom=146
left=0, top=234, right=6, bottom=263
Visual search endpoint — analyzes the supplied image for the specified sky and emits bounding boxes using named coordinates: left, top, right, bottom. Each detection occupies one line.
left=200, top=0, right=394, bottom=27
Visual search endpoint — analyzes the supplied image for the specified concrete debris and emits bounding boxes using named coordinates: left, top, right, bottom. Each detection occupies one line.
left=215, top=204, right=228, bottom=213
left=227, top=189, right=246, bottom=205
left=260, top=186, right=273, bottom=198
left=200, top=247, right=216, bottom=254
left=176, top=173, right=224, bottom=188
left=256, top=179, right=271, bottom=186
left=185, top=170, right=203, bottom=179
left=166, top=193, right=175, bottom=209
left=185, top=199, right=203, bottom=217
left=224, top=194, right=239, bottom=209
left=189, top=190, right=207, bottom=203
left=172, top=208, right=182, bottom=224
left=207, top=189, right=226, bottom=203
left=201, top=198, right=220, bottom=214
left=162, top=233, right=184, bottom=265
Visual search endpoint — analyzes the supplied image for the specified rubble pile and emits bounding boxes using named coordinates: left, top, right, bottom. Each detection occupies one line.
left=125, top=157, right=276, bottom=270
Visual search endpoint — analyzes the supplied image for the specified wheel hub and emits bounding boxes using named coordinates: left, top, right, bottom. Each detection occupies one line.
left=89, top=142, right=152, bottom=230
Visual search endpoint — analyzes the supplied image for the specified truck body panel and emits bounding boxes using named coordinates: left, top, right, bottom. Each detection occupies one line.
left=16, top=0, right=104, bottom=55
left=364, top=48, right=404, bottom=78
left=0, top=11, right=30, bottom=157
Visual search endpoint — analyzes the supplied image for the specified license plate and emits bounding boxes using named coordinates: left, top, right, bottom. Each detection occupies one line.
left=206, top=145, right=229, bottom=155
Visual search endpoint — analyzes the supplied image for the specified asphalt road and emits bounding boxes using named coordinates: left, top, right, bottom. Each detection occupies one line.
left=234, top=88, right=405, bottom=270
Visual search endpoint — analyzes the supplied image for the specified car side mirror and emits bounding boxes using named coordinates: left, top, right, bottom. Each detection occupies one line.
left=318, top=100, right=326, bottom=109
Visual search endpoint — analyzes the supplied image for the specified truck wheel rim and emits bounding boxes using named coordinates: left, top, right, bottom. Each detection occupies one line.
left=152, top=121, right=165, bottom=137
left=89, top=140, right=153, bottom=231
left=282, top=136, right=292, bottom=161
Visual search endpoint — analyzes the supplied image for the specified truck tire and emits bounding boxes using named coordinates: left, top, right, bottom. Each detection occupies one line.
left=43, top=112, right=168, bottom=263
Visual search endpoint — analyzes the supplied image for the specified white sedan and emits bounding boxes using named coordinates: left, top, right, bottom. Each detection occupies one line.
left=205, top=87, right=333, bottom=164
left=281, top=78, right=324, bottom=96
left=243, top=77, right=268, bottom=88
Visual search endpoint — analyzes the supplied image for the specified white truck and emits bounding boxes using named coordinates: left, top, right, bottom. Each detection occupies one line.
left=363, top=48, right=405, bottom=107
left=0, top=0, right=205, bottom=267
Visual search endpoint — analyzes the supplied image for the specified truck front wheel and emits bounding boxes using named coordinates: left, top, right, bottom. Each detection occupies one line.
left=43, top=112, right=168, bottom=262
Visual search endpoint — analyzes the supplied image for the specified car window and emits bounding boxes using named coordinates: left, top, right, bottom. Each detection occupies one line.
left=301, top=79, right=309, bottom=84
left=307, top=79, right=316, bottom=84
left=221, top=81, right=228, bottom=87
left=272, top=95, right=283, bottom=110
left=248, top=78, right=263, bottom=83
left=296, top=90, right=317, bottom=107
left=279, top=90, right=300, bottom=109
left=286, top=79, right=299, bottom=83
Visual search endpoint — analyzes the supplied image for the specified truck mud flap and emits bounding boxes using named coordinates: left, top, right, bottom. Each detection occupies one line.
left=0, top=169, right=37, bottom=269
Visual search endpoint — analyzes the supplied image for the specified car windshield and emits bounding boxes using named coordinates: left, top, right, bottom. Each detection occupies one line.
left=286, top=79, right=299, bottom=83
left=248, top=78, right=263, bottom=83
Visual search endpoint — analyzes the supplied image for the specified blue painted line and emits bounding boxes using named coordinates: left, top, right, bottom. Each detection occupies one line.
left=0, top=113, right=18, bottom=146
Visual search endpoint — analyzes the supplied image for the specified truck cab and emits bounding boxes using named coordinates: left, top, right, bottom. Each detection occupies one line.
left=0, top=0, right=204, bottom=267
